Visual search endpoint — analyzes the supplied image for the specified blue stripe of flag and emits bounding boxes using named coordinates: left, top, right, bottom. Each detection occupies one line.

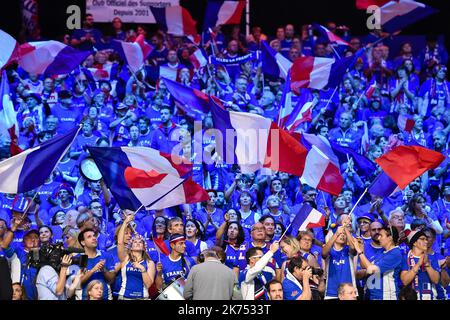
left=150, top=6, right=169, bottom=32
left=203, top=0, right=224, bottom=31
left=209, top=98, right=238, bottom=164
left=88, top=147, right=143, bottom=211
left=368, top=171, right=398, bottom=198
left=18, top=127, right=79, bottom=193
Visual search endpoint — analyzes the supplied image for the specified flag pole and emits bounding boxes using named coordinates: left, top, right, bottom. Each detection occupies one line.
left=331, top=45, right=341, bottom=59
left=246, top=0, right=250, bottom=37
left=323, top=86, right=338, bottom=110
left=347, top=188, right=368, bottom=219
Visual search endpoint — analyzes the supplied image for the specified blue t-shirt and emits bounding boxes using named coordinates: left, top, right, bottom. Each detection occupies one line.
left=324, top=245, right=356, bottom=299
left=81, top=250, right=114, bottom=300
left=401, top=251, right=440, bottom=300
left=282, top=272, right=303, bottom=300
left=365, top=247, right=403, bottom=300
left=160, top=255, right=195, bottom=284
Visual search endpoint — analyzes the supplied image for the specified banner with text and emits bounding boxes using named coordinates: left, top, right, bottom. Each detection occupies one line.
left=86, top=0, right=179, bottom=23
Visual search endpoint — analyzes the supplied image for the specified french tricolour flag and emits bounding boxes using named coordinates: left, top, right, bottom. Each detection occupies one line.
left=0, top=30, right=20, bottom=70
left=291, top=203, right=326, bottom=232
left=162, top=77, right=210, bottom=119
left=314, top=24, right=349, bottom=46
left=189, top=48, right=208, bottom=70
left=365, top=81, right=378, bottom=99
left=111, top=35, right=153, bottom=73
left=380, top=0, right=438, bottom=33
left=18, top=40, right=90, bottom=75
left=210, top=98, right=307, bottom=176
left=203, top=0, right=246, bottom=30
left=291, top=49, right=363, bottom=92
left=0, top=127, right=80, bottom=194
left=82, top=63, right=119, bottom=82
left=150, top=6, right=198, bottom=38
left=397, top=113, right=415, bottom=133
left=293, top=133, right=343, bottom=196
left=88, top=146, right=209, bottom=211
left=261, top=40, right=292, bottom=79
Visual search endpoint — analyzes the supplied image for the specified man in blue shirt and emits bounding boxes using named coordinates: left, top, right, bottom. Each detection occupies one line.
left=71, top=14, right=104, bottom=51
left=329, top=112, right=363, bottom=151
left=150, top=106, right=180, bottom=155
left=78, top=228, right=117, bottom=300
left=156, top=234, right=196, bottom=289
left=282, top=256, right=313, bottom=300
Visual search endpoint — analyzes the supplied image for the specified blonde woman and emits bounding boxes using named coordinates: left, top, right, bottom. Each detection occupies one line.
left=86, top=280, right=104, bottom=300
left=117, top=214, right=155, bottom=300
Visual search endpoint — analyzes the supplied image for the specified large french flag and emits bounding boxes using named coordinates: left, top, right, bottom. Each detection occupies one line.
left=291, top=203, right=326, bottom=232
left=261, top=41, right=292, bottom=79
left=150, top=6, right=198, bottom=38
left=0, top=127, right=80, bottom=194
left=162, top=77, right=210, bottom=119
left=210, top=98, right=307, bottom=176
left=380, top=0, right=438, bottom=33
left=18, top=41, right=90, bottom=75
left=375, top=145, right=444, bottom=189
left=203, top=0, right=246, bottom=30
left=0, top=30, right=20, bottom=70
left=111, top=35, right=153, bottom=73
left=88, top=147, right=209, bottom=211
left=293, top=133, right=343, bottom=196
left=290, top=49, right=363, bottom=92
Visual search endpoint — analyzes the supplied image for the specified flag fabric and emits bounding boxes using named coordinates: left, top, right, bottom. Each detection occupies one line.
left=313, top=24, right=349, bottom=46
left=290, top=53, right=359, bottom=91
left=285, top=100, right=315, bottom=132
left=261, top=40, right=292, bottom=79
left=375, top=145, right=445, bottom=189
left=398, top=113, right=416, bottom=133
left=330, top=141, right=376, bottom=178
left=293, top=133, right=343, bottom=196
left=365, top=81, right=377, bottom=99
left=0, top=30, right=20, bottom=70
left=368, top=171, right=400, bottom=198
left=291, top=203, right=326, bottom=232
left=110, top=35, right=153, bottom=73
left=380, top=0, right=438, bottom=33
left=356, top=0, right=391, bottom=9
left=209, top=98, right=307, bottom=176
left=18, top=41, right=90, bottom=75
left=159, top=66, right=179, bottom=82
left=150, top=6, right=198, bottom=38
left=203, top=0, right=246, bottom=31
left=0, top=71, right=22, bottom=155
left=161, top=77, right=210, bottom=118
left=82, top=63, right=119, bottom=82
left=0, top=127, right=80, bottom=194
left=277, top=70, right=294, bottom=128
left=189, top=48, right=208, bottom=70
left=88, top=146, right=209, bottom=211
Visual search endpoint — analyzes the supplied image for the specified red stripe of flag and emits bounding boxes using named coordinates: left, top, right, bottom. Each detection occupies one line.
left=290, top=57, right=315, bottom=93
left=227, top=1, right=246, bottom=24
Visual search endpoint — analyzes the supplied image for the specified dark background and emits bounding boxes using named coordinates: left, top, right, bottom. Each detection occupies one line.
left=1, top=0, right=449, bottom=51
